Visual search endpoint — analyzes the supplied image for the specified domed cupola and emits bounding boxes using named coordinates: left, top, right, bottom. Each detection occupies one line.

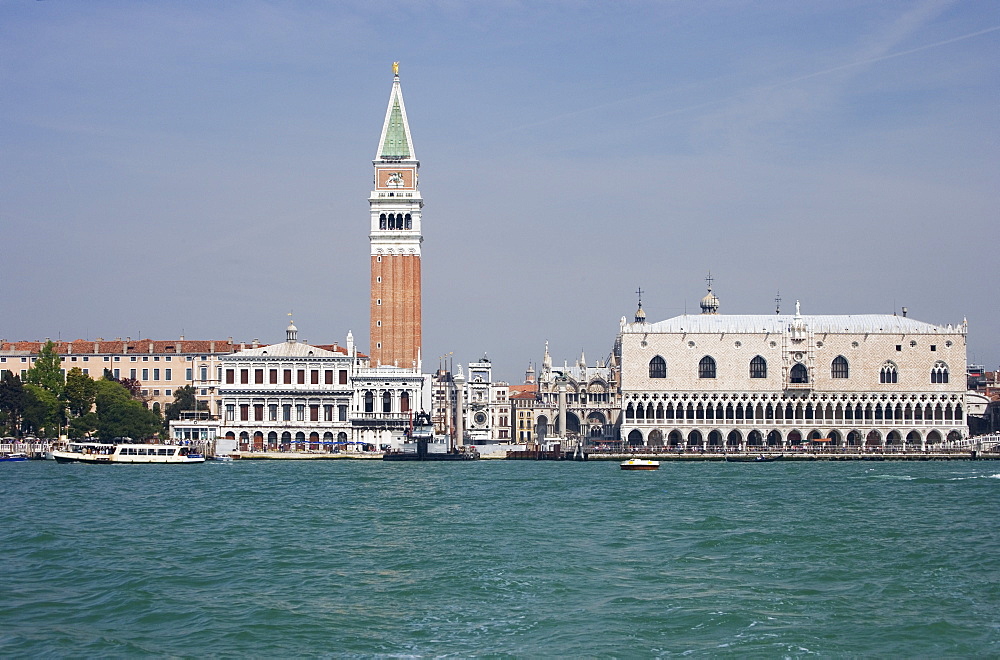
left=700, top=273, right=719, bottom=315
left=286, top=319, right=298, bottom=343
left=634, top=286, right=647, bottom=324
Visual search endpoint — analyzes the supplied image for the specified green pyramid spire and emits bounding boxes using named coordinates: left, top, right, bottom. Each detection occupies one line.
left=380, top=95, right=410, bottom=160
left=376, top=68, right=415, bottom=162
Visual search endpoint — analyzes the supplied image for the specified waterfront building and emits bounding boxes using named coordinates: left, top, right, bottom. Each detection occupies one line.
left=215, top=322, right=361, bottom=451
left=429, top=360, right=512, bottom=445
left=464, top=356, right=511, bottom=443
left=533, top=343, right=621, bottom=445
left=510, top=380, right=539, bottom=446
left=350, top=363, right=430, bottom=449
left=0, top=337, right=238, bottom=413
left=617, top=286, right=969, bottom=449
left=369, top=63, right=422, bottom=369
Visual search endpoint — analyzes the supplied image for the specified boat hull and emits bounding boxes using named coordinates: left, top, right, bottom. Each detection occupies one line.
left=620, top=459, right=659, bottom=470
left=51, top=449, right=205, bottom=464
left=383, top=452, right=478, bottom=462
left=724, top=454, right=784, bottom=463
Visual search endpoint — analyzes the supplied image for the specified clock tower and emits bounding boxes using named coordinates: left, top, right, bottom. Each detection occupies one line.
left=369, top=63, right=422, bottom=368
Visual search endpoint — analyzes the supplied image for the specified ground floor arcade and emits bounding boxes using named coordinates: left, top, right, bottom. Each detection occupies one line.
left=621, top=425, right=965, bottom=450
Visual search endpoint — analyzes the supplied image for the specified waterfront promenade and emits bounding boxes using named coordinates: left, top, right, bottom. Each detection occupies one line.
left=5, top=439, right=999, bottom=462
left=583, top=448, right=1000, bottom=461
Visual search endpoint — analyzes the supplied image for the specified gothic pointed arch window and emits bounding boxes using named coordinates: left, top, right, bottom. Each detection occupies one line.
left=790, top=363, right=808, bottom=384
left=832, top=355, right=849, bottom=379
left=698, top=356, right=716, bottom=379
left=649, top=355, right=666, bottom=379
left=749, top=355, right=767, bottom=379
left=880, top=361, right=898, bottom=384
left=930, top=361, right=949, bottom=384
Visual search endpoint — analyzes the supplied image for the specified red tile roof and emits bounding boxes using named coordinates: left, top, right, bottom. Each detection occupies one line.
left=0, top=339, right=238, bottom=355
left=1, top=339, right=369, bottom=359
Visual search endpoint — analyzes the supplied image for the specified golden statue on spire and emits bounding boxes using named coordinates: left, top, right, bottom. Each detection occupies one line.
left=392, top=61, right=399, bottom=76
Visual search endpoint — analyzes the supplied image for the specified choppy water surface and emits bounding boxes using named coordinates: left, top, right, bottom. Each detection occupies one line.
left=2, top=459, right=998, bottom=657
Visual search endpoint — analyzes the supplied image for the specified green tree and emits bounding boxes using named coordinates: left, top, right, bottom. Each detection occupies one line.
left=24, top=340, right=64, bottom=397
left=94, top=378, right=131, bottom=413
left=164, top=385, right=208, bottom=421
left=64, top=367, right=97, bottom=417
left=68, top=412, right=98, bottom=439
left=0, top=371, right=27, bottom=437
left=96, top=399, right=161, bottom=441
left=23, top=384, right=63, bottom=438
left=93, top=379, right=160, bottom=441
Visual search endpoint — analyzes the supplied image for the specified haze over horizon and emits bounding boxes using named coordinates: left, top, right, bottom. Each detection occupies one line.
left=3, top=1, right=997, bottom=383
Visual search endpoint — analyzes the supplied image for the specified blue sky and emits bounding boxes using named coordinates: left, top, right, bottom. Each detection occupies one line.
left=2, top=1, right=997, bottom=382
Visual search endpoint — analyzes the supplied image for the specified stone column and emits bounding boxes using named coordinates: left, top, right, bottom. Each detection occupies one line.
left=453, top=369, right=466, bottom=449
left=558, top=379, right=567, bottom=441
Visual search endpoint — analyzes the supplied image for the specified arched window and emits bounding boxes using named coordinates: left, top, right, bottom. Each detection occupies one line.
left=699, top=356, right=716, bottom=379
left=931, top=361, right=949, bottom=384
left=382, top=391, right=392, bottom=413
left=880, top=362, right=898, bottom=384
left=400, top=391, right=410, bottom=412
left=405, top=213, right=412, bottom=229
left=790, top=363, right=808, bottom=384
left=649, top=356, right=666, bottom=379
left=379, top=213, right=386, bottom=229
left=364, top=391, right=374, bottom=413
left=749, top=355, right=767, bottom=379
left=832, top=355, right=849, bottom=379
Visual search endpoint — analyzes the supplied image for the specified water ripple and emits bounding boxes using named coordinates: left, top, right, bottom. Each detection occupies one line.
left=1, top=460, right=998, bottom=656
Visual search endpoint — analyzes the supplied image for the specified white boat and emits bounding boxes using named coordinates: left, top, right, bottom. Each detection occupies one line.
left=52, top=442, right=205, bottom=464
left=620, top=458, right=660, bottom=471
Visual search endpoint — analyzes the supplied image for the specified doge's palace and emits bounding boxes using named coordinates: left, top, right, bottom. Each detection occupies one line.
left=618, top=286, right=968, bottom=449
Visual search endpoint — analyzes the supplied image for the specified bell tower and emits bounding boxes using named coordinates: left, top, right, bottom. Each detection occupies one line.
left=369, top=62, right=422, bottom=368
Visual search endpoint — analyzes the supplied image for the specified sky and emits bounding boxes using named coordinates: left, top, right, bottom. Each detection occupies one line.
left=2, top=0, right=998, bottom=383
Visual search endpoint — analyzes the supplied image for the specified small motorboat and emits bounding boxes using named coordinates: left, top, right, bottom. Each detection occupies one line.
left=1, top=452, right=29, bottom=462
left=620, top=458, right=659, bottom=471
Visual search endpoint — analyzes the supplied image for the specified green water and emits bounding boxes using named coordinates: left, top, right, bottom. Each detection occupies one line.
left=2, top=460, right=998, bottom=657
